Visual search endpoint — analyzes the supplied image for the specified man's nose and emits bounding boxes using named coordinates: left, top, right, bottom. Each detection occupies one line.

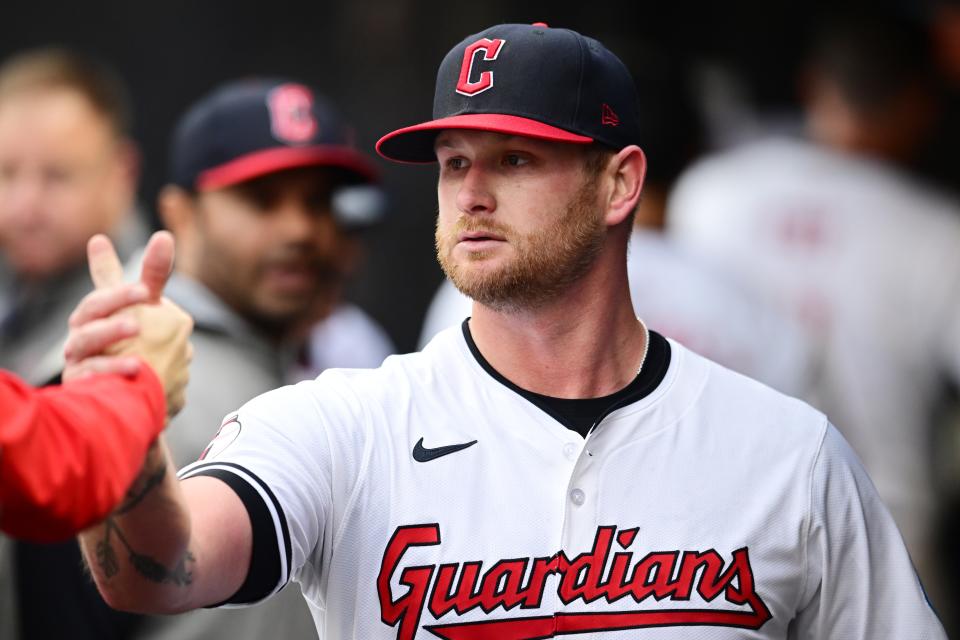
left=276, top=199, right=340, bottom=249
left=0, top=170, right=44, bottom=226
left=456, top=165, right=496, bottom=216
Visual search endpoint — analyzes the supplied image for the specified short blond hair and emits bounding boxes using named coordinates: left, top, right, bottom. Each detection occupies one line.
left=0, top=48, right=132, bottom=137
left=582, top=144, right=614, bottom=178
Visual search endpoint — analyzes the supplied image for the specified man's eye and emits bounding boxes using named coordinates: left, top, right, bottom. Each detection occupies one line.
left=447, top=157, right=466, bottom=170
left=247, top=194, right=273, bottom=210
left=234, top=184, right=277, bottom=210
left=504, top=154, right=528, bottom=167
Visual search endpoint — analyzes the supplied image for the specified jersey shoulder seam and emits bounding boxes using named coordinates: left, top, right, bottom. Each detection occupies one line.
left=797, top=414, right=830, bottom=613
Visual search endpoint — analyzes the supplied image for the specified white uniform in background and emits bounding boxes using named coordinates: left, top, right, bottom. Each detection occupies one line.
left=667, top=136, right=960, bottom=595
left=418, top=278, right=472, bottom=350
left=295, top=302, right=395, bottom=380
left=180, top=327, right=944, bottom=639
left=420, top=229, right=813, bottom=397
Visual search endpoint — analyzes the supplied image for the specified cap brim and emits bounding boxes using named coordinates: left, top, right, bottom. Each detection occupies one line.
left=376, top=114, right=594, bottom=163
left=196, top=145, right=379, bottom=191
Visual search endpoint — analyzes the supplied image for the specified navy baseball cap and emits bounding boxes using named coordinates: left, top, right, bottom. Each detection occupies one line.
left=171, top=78, right=378, bottom=191
left=376, top=23, right=641, bottom=163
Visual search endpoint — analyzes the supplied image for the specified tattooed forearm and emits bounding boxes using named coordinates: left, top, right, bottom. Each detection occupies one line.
left=95, top=518, right=121, bottom=578
left=116, top=464, right=166, bottom=515
left=115, top=442, right=167, bottom=515
left=129, top=548, right=195, bottom=586
left=95, top=517, right=194, bottom=586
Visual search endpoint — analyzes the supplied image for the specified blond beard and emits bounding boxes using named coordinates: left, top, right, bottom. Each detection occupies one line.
left=435, top=179, right=605, bottom=313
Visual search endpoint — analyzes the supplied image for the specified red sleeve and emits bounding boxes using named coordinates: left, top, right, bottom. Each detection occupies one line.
left=0, top=365, right=166, bottom=542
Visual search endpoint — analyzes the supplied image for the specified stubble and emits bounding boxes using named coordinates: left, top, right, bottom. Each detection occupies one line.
left=436, top=178, right=605, bottom=313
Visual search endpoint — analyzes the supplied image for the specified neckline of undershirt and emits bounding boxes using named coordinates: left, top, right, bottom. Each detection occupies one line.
left=461, top=319, right=672, bottom=437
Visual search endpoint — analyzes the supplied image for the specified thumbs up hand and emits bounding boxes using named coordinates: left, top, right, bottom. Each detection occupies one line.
left=63, top=231, right=194, bottom=417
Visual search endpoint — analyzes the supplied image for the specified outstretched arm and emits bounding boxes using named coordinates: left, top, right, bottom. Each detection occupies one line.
left=78, top=443, right=254, bottom=613
left=68, top=231, right=253, bottom=612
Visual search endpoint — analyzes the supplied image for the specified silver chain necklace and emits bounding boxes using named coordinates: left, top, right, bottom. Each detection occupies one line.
left=635, top=317, right=650, bottom=377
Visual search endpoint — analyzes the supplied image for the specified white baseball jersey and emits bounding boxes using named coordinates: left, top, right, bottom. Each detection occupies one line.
left=179, top=324, right=943, bottom=638
left=419, top=229, right=813, bottom=397
left=667, top=137, right=960, bottom=592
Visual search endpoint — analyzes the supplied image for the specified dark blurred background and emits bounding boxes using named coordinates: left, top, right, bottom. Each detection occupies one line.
left=0, top=0, right=944, bottom=350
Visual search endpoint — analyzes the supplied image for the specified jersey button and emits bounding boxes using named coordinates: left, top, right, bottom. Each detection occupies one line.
left=570, top=488, right=586, bottom=506
left=563, top=442, right=578, bottom=460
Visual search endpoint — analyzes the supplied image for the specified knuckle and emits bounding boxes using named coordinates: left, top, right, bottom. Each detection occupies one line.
left=70, top=334, right=88, bottom=356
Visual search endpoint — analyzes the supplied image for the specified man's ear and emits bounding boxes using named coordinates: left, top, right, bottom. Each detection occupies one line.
left=157, top=185, right=195, bottom=236
left=604, top=145, right=646, bottom=227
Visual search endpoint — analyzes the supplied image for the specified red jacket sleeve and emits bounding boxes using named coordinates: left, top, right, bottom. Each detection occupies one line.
left=0, top=366, right=166, bottom=542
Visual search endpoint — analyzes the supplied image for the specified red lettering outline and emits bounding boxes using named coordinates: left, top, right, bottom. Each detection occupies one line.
left=379, top=525, right=772, bottom=640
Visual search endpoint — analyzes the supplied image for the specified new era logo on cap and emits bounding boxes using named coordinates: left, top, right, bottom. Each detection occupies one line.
left=602, top=103, right=620, bottom=127
left=376, top=22, right=641, bottom=163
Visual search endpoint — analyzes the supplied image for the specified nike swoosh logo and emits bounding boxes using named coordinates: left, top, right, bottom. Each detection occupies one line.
left=412, top=437, right=478, bottom=463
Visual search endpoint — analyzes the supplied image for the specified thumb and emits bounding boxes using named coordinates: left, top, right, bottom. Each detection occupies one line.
left=87, top=234, right=126, bottom=289
left=139, top=230, right=175, bottom=300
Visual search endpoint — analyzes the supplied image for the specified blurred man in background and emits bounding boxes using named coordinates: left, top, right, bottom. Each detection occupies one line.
left=155, top=78, right=392, bottom=468
left=668, top=10, right=960, bottom=628
left=800, top=11, right=942, bottom=180
left=0, top=48, right=147, bottom=384
left=138, top=78, right=391, bottom=640
left=0, top=47, right=150, bottom=640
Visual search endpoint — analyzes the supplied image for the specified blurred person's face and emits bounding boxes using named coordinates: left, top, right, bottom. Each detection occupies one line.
left=164, top=167, right=358, bottom=338
left=804, top=75, right=936, bottom=164
left=0, top=88, right=136, bottom=279
left=434, top=130, right=606, bottom=313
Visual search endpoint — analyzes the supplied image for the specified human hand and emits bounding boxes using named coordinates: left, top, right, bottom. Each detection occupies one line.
left=63, top=231, right=194, bottom=416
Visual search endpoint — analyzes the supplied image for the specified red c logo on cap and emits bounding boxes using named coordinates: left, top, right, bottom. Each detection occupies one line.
left=268, top=83, right=318, bottom=144
left=456, top=38, right=505, bottom=97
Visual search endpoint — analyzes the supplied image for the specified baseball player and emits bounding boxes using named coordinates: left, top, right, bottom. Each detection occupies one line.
left=74, top=23, right=945, bottom=638
left=0, top=231, right=192, bottom=541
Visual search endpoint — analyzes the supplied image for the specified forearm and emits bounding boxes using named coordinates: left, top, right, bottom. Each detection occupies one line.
left=0, top=368, right=166, bottom=541
left=79, top=438, right=195, bottom=614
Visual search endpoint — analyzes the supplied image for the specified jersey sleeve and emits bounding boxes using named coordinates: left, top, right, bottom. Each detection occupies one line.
left=0, top=366, right=166, bottom=542
left=177, top=379, right=350, bottom=608
left=793, top=424, right=947, bottom=638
